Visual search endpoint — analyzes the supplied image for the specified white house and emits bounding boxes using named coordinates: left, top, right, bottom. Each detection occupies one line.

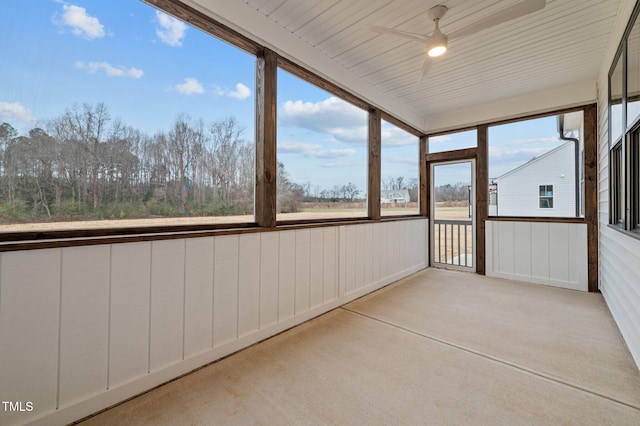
left=490, top=111, right=585, bottom=218
left=380, top=189, right=410, bottom=204
left=491, top=142, right=576, bottom=217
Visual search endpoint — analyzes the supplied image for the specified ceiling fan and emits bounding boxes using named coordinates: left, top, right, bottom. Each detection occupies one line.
left=368, top=0, right=546, bottom=82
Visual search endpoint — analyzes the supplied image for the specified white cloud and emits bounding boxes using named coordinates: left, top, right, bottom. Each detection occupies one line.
left=428, top=134, right=451, bottom=144
left=0, top=102, right=37, bottom=126
left=75, top=61, right=143, bottom=79
left=489, top=137, right=563, bottom=177
left=489, top=137, right=561, bottom=159
left=280, top=97, right=368, bottom=146
left=278, top=141, right=356, bottom=159
left=384, top=155, right=418, bottom=166
left=175, top=78, right=205, bottom=95
left=381, top=124, right=418, bottom=147
left=213, top=83, right=252, bottom=100
left=228, top=83, right=251, bottom=100
left=212, top=86, right=226, bottom=97
left=155, top=11, right=186, bottom=47
left=320, top=160, right=366, bottom=169
left=55, top=4, right=105, bottom=39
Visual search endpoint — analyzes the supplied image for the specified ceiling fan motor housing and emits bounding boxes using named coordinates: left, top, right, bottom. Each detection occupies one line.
left=427, top=5, right=448, bottom=21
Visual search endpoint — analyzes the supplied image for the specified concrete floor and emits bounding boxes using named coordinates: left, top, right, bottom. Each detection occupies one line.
left=80, top=269, right=640, bottom=425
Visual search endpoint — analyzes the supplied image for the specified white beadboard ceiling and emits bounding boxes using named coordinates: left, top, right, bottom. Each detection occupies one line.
left=187, top=0, right=622, bottom=132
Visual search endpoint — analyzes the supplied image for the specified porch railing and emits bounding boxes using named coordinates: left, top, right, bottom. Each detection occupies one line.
left=433, top=219, right=473, bottom=267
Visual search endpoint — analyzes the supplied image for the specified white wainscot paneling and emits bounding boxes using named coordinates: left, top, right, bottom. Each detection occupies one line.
left=260, top=232, right=279, bottom=328
left=309, top=228, right=324, bottom=309
left=278, top=230, right=296, bottom=321
left=150, top=240, right=185, bottom=371
left=372, top=222, right=383, bottom=284
left=238, top=234, right=261, bottom=337
left=364, top=224, right=374, bottom=288
left=184, top=237, right=214, bottom=358
left=0, top=219, right=429, bottom=426
left=59, top=245, right=110, bottom=407
left=530, top=222, right=550, bottom=280
left=213, top=235, right=239, bottom=347
left=294, top=229, right=311, bottom=314
left=323, top=227, right=338, bottom=303
left=109, top=242, right=152, bottom=387
left=344, top=225, right=356, bottom=295
left=355, top=224, right=367, bottom=290
left=0, top=249, right=61, bottom=426
left=486, top=221, right=587, bottom=291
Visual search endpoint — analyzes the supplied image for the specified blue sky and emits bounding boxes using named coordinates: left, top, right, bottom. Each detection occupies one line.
left=0, top=0, right=255, bottom=136
left=277, top=70, right=419, bottom=194
left=429, top=115, right=569, bottom=185
left=0, top=0, right=569, bottom=192
left=488, top=115, right=566, bottom=179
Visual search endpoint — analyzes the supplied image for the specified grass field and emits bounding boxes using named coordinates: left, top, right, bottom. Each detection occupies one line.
left=0, top=201, right=465, bottom=238
left=432, top=203, right=473, bottom=267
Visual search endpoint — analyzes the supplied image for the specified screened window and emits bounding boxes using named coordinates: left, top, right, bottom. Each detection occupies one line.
left=381, top=120, right=419, bottom=216
left=276, top=69, right=368, bottom=220
left=428, top=129, right=477, bottom=154
left=488, top=112, right=583, bottom=218
left=539, top=185, right=553, bottom=209
left=0, top=0, right=256, bottom=232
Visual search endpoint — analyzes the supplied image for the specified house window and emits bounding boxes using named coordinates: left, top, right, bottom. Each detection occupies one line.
left=633, top=132, right=640, bottom=229
left=608, top=3, right=640, bottom=234
left=611, top=142, right=624, bottom=225
left=610, top=52, right=624, bottom=143
left=539, top=185, right=553, bottom=208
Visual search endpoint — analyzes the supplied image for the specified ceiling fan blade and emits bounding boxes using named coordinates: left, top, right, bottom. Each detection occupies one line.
left=417, top=56, right=432, bottom=83
left=448, top=0, right=546, bottom=41
left=367, top=25, right=430, bottom=44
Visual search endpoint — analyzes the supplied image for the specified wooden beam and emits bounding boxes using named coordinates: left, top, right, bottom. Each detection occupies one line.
left=476, top=125, right=488, bottom=275
left=426, top=147, right=477, bottom=163
left=420, top=136, right=428, bottom=218
left=255, top=48, right=277, bottom=228
left=368, top=109, right=382, bottom=220
left=380, top=111, right=423, bottom=137
left=583, top=103, right=599, bottom=292
left=144, top=0, right=260, bottom=55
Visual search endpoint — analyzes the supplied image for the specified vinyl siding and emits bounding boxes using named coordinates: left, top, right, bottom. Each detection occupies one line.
left=597, top=0, right=640, bottom=370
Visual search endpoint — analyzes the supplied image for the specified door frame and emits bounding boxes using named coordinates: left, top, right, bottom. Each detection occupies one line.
left=429, top=159, right=476, bottom=272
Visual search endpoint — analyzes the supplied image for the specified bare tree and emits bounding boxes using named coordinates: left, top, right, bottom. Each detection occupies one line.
left=0, top=104, right=266, bottom=222
left=0, top=123, right=18, bottom=203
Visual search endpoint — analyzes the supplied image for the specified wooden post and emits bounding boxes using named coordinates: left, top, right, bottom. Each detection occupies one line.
left=584, top=103, right=599, bottom=292
left=255, top=48, right=277, bottom=228
left=368, top=109, right=382, bottom=220
left=476, top=125, right=488, bottom=275
left=420, top=135, right=428, bottom=218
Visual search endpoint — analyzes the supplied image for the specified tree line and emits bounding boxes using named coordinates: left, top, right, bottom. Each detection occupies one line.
left=0, top=102, right=419, bottom=224
left=0, top=103, right=268, bottom=222
left=434, top=182, right=471, bottom=202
